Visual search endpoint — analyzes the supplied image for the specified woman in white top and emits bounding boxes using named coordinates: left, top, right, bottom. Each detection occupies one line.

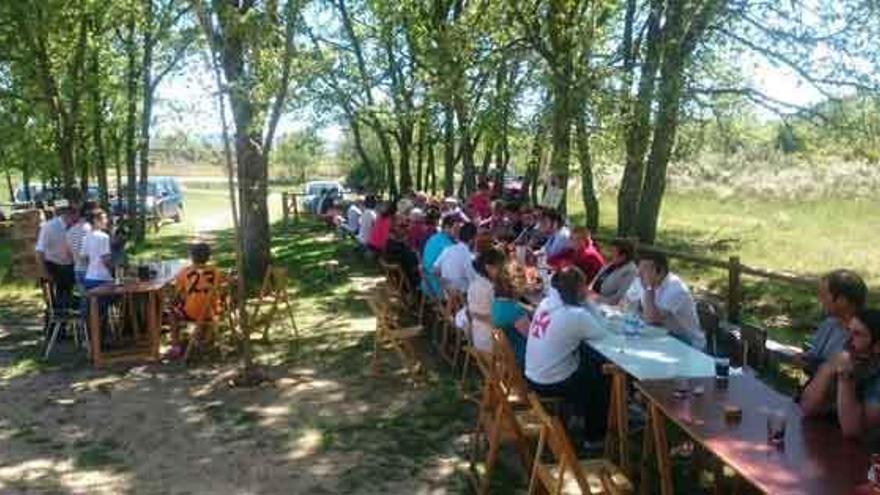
left=80, top=209, right=114, bottom=291
left=466, top=247, right=507, bottom=353
left=525, top=266, right=608, bottom=444
left=357, top=195, right=378, bottom=247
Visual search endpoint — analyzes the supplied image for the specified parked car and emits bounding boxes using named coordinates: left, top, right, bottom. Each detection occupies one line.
left=111, top=176, right=184, bottom=222
left=13, top=185, right=101, bottom=207
left=302, top=180, right=343, bottom=214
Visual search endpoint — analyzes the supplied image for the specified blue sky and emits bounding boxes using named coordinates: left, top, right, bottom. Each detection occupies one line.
left=152, top=50, right=828, bottom=147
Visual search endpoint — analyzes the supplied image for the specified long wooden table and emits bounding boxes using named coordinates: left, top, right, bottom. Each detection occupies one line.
left=87, top=260, right=188, bottom=367
left=636, top=374, right=870, bottom=495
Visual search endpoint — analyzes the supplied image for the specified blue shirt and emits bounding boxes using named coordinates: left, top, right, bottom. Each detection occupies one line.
left=543, top=226, right=572, bottom=258
left=492, top=298, right=529, bottom=370
left=421, top=232, right=454, bottom=298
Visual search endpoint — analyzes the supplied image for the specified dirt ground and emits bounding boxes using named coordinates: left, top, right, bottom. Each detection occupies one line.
left=0, top=228, right=482, bottom=495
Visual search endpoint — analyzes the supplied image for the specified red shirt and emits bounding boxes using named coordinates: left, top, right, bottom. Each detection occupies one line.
left=467, top=191, right=492, bottom=220
left=547, top=241, right=606, bottom=282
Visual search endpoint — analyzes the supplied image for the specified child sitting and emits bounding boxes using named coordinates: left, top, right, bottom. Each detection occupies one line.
left=167, top=242, right=224, bottom=359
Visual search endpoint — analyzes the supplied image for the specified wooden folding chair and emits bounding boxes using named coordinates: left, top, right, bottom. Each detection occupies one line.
left=469, top=329, right=543, bottom=494
left=438, top=285, right=464, bottom=366
left=41, top=279, right=89, bottom=359
left=367, top=287, right=423, bottom=380
left=248, top=265, right=299, bottom=342
left=739, top=322, right=768, bottom=370
left=527, top=393, right=633, bottom=495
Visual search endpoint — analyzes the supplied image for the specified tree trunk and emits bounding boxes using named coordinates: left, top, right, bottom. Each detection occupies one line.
left=397, top=128, right=412, bottom=195
left=415, top=110, right=426, bottom=192
left=442, top=102, right=455, bottom=196
left=454, top=93, right=476, bottom=196
left=124, top=14, right=139, bottom=227
left=136, top=0, right=154, bottom=242
left=91, top=46, right=109, bottom=209
left=548, top=73, right=573, bottom=214
left=636, top=2, right=688, bottom=243
left=575, top=114, right=599, bottom=231
left=428, top=140, right=437, bottom=196
left=4, top=170, right=13, bottom=202
left=525, top=120, right=545, bottom=205
left=617, top=1, right=662, bottom=237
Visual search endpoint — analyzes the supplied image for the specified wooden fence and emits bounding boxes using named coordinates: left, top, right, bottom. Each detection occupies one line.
left=594, top=235, right=839, bottom=323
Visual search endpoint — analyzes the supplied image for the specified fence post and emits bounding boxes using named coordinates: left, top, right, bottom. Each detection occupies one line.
left=728, top=256, right=742, bottom=323
left=282, top=192, right=290, bottom=228
left=292, top=194, right=299, bottom=222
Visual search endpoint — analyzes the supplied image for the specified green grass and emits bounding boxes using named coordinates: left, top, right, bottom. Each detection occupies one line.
left=569, top=191, right=880, bottom=347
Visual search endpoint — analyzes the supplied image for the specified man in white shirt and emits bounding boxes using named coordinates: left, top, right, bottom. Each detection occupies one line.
left=432, top=222, right=477, bottom=294
left=357, top=195, right=378, bottom=248
left=624, top=251, right=706, bottom=350
left=35, top=202, right=79, bottom=309
left=525, top=266, right=608, bottom=444
left=345, top=200, right=362, bottom=236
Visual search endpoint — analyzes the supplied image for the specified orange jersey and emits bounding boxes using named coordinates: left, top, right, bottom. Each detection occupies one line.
left=175, top=265, right=223, bottom=321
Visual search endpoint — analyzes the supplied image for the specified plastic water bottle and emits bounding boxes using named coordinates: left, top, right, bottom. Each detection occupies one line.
left=623, top=312, right=640, bottom=339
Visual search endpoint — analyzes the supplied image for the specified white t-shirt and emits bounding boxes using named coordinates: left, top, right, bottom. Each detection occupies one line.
left=66, top=221, right=92, bottom=272
left=357, top=208, right=376, bottom=245
left=81, top=230, right=113, bottom=281
left=525, top=292, right=605, bottom=384
left=433, top=242, right=475, bottom=293
left=466, top=274, right=495, bottom=352
left=624, top=273, right=706, bottom=350
left=35, top=217, right=73, bottom=265
left=346, top=205, right=362, bottom=232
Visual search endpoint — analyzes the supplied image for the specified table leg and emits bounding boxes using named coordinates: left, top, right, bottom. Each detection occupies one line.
left=650, top=402, right=673, bottom=495
left=603, top=365, right=630, bottom=476
left=89, top=296, right=102, bottom=368
left=147, top=291, right=159, bottom=360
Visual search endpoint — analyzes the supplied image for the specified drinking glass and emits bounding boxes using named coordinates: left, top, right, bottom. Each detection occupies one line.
left=715, top=357, right=730, bottom=380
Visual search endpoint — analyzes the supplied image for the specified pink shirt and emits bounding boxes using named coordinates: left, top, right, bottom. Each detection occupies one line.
left=367, top=215, right=392, bottom=251
left=467, top=191, right=492, bottom=220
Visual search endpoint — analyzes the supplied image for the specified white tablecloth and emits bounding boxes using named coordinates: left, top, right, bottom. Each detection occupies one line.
left=585, top=303, right=716, bottom=381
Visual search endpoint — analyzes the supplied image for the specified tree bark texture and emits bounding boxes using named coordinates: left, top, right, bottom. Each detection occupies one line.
left=137, top=0, right=155, bottom=242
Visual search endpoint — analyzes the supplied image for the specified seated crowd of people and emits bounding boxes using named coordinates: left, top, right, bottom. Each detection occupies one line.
left=326, top=179, right=880, bottom=447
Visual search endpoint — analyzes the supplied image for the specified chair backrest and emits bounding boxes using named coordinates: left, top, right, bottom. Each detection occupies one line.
left=491, top=328, right=530, bottom=402
left=696, top=298, right=721, bottom=355
left=440, top=285, right=464, bottom=322
left=527, top=393, right=606, bottom=495
left=740, top=322, right=768, bottom=369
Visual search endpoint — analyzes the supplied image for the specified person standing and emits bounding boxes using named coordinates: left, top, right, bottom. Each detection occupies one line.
left=35, top=201, right=79, bottom=310
left=357, top=195, right=378, bottom=249
left=80, top=209, right=114, bottom=291
left=66, top=202, right=96, bottom=286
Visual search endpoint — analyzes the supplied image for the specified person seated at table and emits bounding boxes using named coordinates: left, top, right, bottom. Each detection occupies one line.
left=536, top=209, right=571, bottom=258
left=441, top=197, right=470, bottom=224
left=462, top=247, right=507, bottom=354
left=467, top=179, right=493, bottom=221
left=547, top=227, right=606, bottom=281
left=623, top=250, right=706, bottom=350
left=384, top=223, right=421, bottom=291
left=167, top=242, right=224, bottom=359
left=492, top=263, right=531, bottom=370
left=406, top=208, right=435, bottom=254
left=801, top=309, right=880, bottom=439
left=367, top=201, right=396, bottom=253
left=433, top=222, right=478, bottom=294
left=336, top=199, right=361, bottom=238
left=421, top=215, right=456, bottom=299
left=512, top=207, right=546, bottom=250
left=797, top=269, right=867, bottom=378
left=589, top=238, right=638, bottom=305
left=356, top=195, right=378, bottom=250
left=525, top=266, right=607, bottom=445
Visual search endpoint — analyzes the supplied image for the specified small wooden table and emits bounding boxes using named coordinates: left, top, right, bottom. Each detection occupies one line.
left=636, top=373, right=870, bottom=495
left=87, top=260, right=188, bottom=368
